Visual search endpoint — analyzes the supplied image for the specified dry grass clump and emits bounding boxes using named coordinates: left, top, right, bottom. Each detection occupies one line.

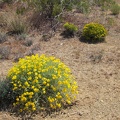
left=0, top=11, right=29, bottom=35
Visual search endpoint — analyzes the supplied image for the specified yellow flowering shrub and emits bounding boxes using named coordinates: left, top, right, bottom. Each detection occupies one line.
left=82, top=22, right=107, bottom=43
left=64, top=22, right=78, bottom=33
left=7, top=54, right=78, bottom=112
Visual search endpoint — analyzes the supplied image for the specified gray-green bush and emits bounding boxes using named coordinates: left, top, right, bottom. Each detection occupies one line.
left=23, top=0, right=78, bottom=18
left=0, top=78, right=15, bottom=109
left=1, top=0, right=13, bottom=3
left=76, top=0, right=90, bottom=14
left=0, top=32, right=7, bottom=44
left=0, top=46, right=10, bottom=59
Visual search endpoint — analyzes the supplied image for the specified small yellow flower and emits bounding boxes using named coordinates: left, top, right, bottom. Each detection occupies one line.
left=13, top=87, right=17, bottom=91
left=13, top=103, right=16, bottom=106
left=50, top=104, right=55, bottom=109
left=47, top=79, right=50, bottom=82
left=34, top=69, right=37, bottom=72
left=62, top=88, right=67, bottom=92
left=32, top=107, right=36, bottom=111
left=27, top=72, right=32, bottom=75
left=13, top=84, right=17, bottom=87
left=12, top=75, right=17, bottom=80
left=43, top=90, right=46, bottom=94
left=29, top=92, right=34, bottom=96
left=56, top=103, right=61, bottom=108
left=31, top=102, right=35, bottom=107
left=35, top=72, right=38, bottom=76
left=66, top=100, right=71, bottom=104
left=75, top=91, right=78, bottom=94
left=16, top=98, right=19, bottom=101
left=33, top=79, right=38, bottom=83
left=21, top=97, right=27, bottom=102
left=19, top=109, right=23, bottom=112
left=29, top=95, right=32, bottom=98
left=34, top=88, right=39, bottom=92
left=56, top=94, right=62, bottom=99
left=32, top=86, right=35, bottom=89
left=52, top=75, right=57, bottom=79
left=48, top=97, right=55, bottom=103
left=46, top=83, right=50, bottom=87
left=50, top=104, right=56, bottom=109
left=51, top=86, right=56, bottom=91
left=43, top=81, right=46, bottom=85
left=28, top=76, right=32, bottom=80
left=38, top=74, right=42, bottom=78
left=25, top=103, right=29, bottom=107
left=24, top=81, right=29, bottom=87
left=58, top=81, right=62, bottom=85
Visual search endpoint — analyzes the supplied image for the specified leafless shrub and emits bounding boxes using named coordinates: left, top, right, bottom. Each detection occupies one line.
left=0, top=46, right=10, bottom=59
left=15, top=33, right=27, bottom=41
left=22, top=39, right=33, bottom=47
left=0, top=32, right=7, bottom=43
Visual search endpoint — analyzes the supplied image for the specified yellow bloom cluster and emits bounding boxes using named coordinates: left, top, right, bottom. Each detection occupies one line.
left=8, top=54, right=78, bottom=112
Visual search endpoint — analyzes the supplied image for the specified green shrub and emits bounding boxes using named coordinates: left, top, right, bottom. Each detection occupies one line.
left=82, top=23, right=107, bottom=43
left=89, top=0, right=115, bottom=11
left=76, top=0, right=90, bottom=14
left=20, top=0, right=79, bottom=30
left=2, top=0, right=13, bottom=3
left=0, top=78, right=15, bottom=109
left=93, top=0, right=115, bottom=7
left=110, top=4, right=120, bottom=15
left=23, top=0, right=74, bottom=18
left=22, top=0, right=83, bottom=18
left=7, top=54, right=78, bottom=112
left=63, top=22, right=78, bottom=37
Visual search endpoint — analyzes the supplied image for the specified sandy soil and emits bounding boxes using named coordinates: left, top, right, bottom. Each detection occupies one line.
left=0, top=1, right=120, bottom=120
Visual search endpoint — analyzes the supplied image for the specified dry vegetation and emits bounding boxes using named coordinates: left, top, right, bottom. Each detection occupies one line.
left=0, top=0, right=120, bottom=120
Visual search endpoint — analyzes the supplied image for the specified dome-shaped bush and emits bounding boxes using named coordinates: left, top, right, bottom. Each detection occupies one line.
left=7, top=54, right=78, bottom=112
left=82, top=22, right=107, bottom=43
left=64, top=22, right=78, bottom=33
